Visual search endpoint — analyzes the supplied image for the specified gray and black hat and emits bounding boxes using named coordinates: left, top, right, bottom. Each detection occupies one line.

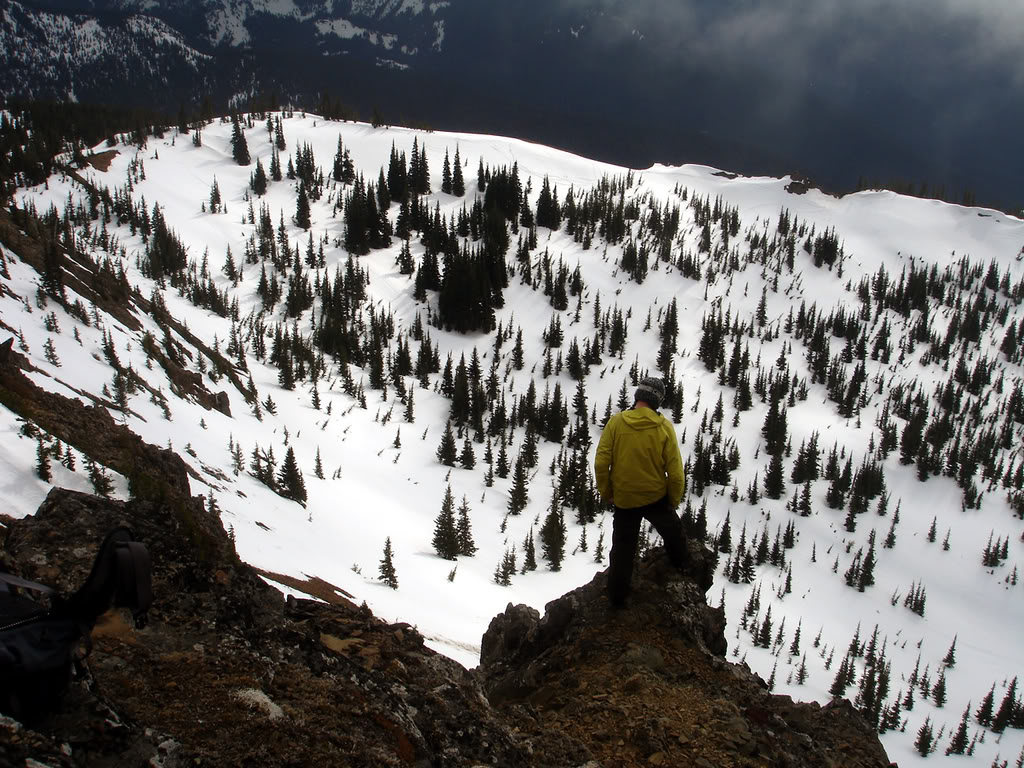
left=634, top=376, right=666, bottom=410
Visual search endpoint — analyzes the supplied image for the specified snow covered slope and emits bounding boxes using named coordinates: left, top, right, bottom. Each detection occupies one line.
left=4, top=112, right=1023, bottom=765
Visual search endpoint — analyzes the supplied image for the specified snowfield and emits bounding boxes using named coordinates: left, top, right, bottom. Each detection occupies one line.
left=3, top=112, right=1023, bottom=765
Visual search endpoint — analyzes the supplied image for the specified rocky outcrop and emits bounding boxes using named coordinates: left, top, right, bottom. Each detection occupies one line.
left=2, top=484, right=894, bottom=767
left=478, top=550, right=894, bottom=768
left=2, top=487, right=534, bottom=767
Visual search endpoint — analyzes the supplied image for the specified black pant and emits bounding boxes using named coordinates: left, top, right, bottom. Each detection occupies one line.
left=607, top=496, right=687, bottom=604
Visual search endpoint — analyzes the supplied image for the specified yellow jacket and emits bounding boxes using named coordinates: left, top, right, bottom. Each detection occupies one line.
left=594, top=407, right=685, bottom=509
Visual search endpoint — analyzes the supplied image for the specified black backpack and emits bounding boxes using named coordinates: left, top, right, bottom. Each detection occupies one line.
left=0, top=526, right=152, bottom=723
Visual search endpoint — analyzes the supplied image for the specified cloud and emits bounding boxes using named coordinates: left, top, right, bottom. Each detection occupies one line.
left=556, top=0, right=1024, bottom=87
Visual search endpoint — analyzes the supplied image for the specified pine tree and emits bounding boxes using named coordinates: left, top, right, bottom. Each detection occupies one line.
left=992, top=677, right=1019, bottom=733
left=459, top=438, right=476, bottom=469
left=977, top=683, right=996, bottom=727
left=494, top=547, right=516, bottom=586
left=507, top=454, right=529, bottom=515
left=932, top=670, right=947, bottom=708
left=522, top=527, right=538, bottom=572
left=914, top=717, right=934, bottom=756
left=277, top=446, right=307, bottom=504
left=441, top=149, right=452, bottom=194
left=295, top=182, right=311, bottom=229
left=85, top=457, right=113, bottom=497
left=314, top=447, right=325, bottom=479
left=764, top=450, right=785, bottom=499
left=718, top=510, right=733, bottom=553
left=436, top=422, right=458, bottom=466
left=379, top=537, right=398, bottom=588
left=540, top=506, right=565, bottom=570
left=452, top=146, right=465, bottom=196
left=209, top=177, right=221, bottom=213
left=432, top=485, right=459, bottom=560
left=946, top=703, right=971, bottom=755
left=35, top=436, right=51, bottom=481
left=270, top=146, right=282, bottom=181
left=943, top=636, right=957, bottom=668
left=230, top=113, right=250, bottom=166
left=830, top=655, right=851, bottom=698
left=757, top=606, right=774, bottom=648
left=496, top=439, right=510, bottom=478
left=796, top=654, right=809, bottom=685
left=858, top=540, right=877, bottom=591
left=456, top=496, right=477, bottom=556
left=251, top=157, right=268, bottom=195
left=404, top=385, right=416, bottom=423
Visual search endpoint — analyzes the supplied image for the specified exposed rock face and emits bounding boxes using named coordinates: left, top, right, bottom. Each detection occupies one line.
left=2, top=488, right=533, bottom=767
left=478, top=551, right=894, bottom=768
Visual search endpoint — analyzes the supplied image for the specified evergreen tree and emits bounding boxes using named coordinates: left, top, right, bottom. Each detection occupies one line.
left=932, top=670, right=947, bottom=707
left=459, top=438, right=476, bottom=469
left=379, top=537, right=398, bottom=589
left=41, top=242, right=65, bottom=303
left=540, top=507, right=566, bottom=570
left=977, top=683, right=996, bottom=727
left=452, top=147, right=465, bottom=196
left=522, top=527, right=538, bottom=572
left=230, top=113, right=250, bottom=166
left=717, top=510, right=733, bottom=553
left=441, top=149, right=452, bottom=194
left=85, top=457, right=113, bottom=497
left=404, top=385, right=416, bottom=422
left=496, top=439, right=510, bottom=478
left=209, top=177, right=221, bottom=213
left=764, top=450, right=786, bottom=499
left=35, top=436, right=51, bottom=481
left=277, top=446, right=307, bottom=504
left=295, top=182, right=311, bottom=230
left=270, top=146, right=282, bottom=181
left=830, top=655, right=851, bottom=698
left=943, top=636, right=957, bottom=668
left=456, top=496, right=477, bottom=556
left=858, top=540, right=877, bottom=591
left=946, top=704, right=971, bottom=755
left=992, top=677, right=1019, bottom=733
left=494, top=547, right=516, bottom=586
left=432, top=484, right=459, bottom=560
left=507, top=454, right=529, bottom=515
left=436, top=421, right=458, bottom=466
left=333, top=135, right=347, bottom=182
left=914, top=717, right=934, bottom=756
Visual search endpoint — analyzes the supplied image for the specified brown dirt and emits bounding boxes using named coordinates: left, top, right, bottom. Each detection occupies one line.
left=84, top=150, right=118, bottom=172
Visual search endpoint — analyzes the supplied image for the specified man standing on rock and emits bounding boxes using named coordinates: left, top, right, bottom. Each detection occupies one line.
left=594, top=376, right=687, bottom=607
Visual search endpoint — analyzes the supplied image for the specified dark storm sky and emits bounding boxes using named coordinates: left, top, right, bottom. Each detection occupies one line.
left=537, top=0, right=1023, bottom=205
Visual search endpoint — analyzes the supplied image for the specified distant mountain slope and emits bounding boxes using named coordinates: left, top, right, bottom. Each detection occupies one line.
left=0, top=0, right=214, bottom=102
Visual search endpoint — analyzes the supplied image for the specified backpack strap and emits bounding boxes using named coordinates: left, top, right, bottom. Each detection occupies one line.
left=0, top=572, right=56, bottom=596
left=65, top=527, right=152, bottom=630
left=114, top=541, right=152, bottom=629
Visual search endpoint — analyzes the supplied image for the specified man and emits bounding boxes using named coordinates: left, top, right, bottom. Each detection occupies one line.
left=594, top=375, right=687, bottom=607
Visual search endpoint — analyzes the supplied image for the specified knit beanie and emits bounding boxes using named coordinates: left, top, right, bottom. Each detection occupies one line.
left=634, top=376, right=666, bottom=410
